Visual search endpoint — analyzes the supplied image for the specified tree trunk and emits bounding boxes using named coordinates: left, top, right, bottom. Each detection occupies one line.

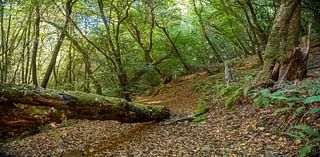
left=0, top=84, right=170, bottom=122
left=97, top=0, right=131, bottom=100
left=0, top=84, right=170, bottom=139
left=272, top=46, right=309, bottom=82
left=261, top=0, right=301, bottom=80
left=0, top=0, right=5, bottom=82
left=156, top=23, right=191, bottom=71
left=192, top=0, right=223, bottom=63
left=42, top=20, right=103, bottom=95
left=31, top=5, right=40, bottom=86
left=41, top=0, right=73, bottom=88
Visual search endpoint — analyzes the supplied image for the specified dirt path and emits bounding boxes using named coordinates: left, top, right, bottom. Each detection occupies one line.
left=135, top=72, right=207, bottom=113
left=0, top=72, right=300, bottom=157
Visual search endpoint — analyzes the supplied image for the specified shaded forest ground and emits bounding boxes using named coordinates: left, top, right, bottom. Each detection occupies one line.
left=2, top=57, right=319, bottom=156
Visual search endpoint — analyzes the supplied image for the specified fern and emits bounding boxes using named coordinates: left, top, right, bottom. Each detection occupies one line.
left=304, top=96, right=320, bottom=104
left=308, top=107, right=320, bottom=115
left=293, top=106, right=306, bottom=118
left=273, top=107, right=291, bottom=115
left=294, top=125, right=319, bottom=136
left=287, top=124, right=320, bottom=157
left=250, top=84, right=320, bottom=157
left=253, top=97, right=270, bottom=107
left=192, top=116, right=208, bottom=123
left=242, top=87, right=250, bottom=97
left=287, top=96, right=305, bottom=102
left=224, top=87, right=242, bottom=108
left=299, top=145, right=316, bottom=157
left=193, top=105, right=208, bottom=116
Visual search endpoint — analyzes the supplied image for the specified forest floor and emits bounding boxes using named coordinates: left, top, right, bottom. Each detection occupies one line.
left=1, top=63, right=307, bottom=157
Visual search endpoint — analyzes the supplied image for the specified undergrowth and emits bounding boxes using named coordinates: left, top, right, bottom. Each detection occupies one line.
left=194, top=63, right=319, bottom=156
left=250, top=80, right=320, bottom=156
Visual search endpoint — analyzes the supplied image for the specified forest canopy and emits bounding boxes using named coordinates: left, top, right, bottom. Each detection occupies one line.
left=0, top=0, right=318, bottom=99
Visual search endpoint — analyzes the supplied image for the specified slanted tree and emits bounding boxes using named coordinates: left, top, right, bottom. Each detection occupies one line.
left=41, top=0, right=74, bottom=88
left=192, top=0, right=223, bottom=63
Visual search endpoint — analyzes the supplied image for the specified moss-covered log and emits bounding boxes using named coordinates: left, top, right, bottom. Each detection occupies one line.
left=0, top=84, right=170, bottom=123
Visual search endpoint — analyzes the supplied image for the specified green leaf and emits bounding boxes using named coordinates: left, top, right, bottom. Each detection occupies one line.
left=193, top=105, right=208, bottom=116
left=224, top=88, right=242, bottom=108
left=275, top=89, right=305, bottom=94
left=269, top=95, right=288, bottom=101
left=253, top=97, right=270, bottom=107
left=309, top=88, right=320, bottom=95
left=285, top=132, right=299, bottom=138
left=299, top=145, right=315, bottom=157
left=273, top=107, right=291, bottom=115
left=218, top=86, right=235, bottom=96
left=294, top=125, right=319, bottom=136
left=297, top=131, right=307, bottom=139
left=243, top=87, right=249, bottom=97
left=308, top=107, right=320, bottom=115
left=294, top=106, right=306, bottom=117
left=304, top=96, right=320, bottom=104
left=192, top=116, right=208, bottom=123
left=287, top=96, right=305, bottom=102
left=260, top=89, right=271, bottom=96
left=311, top=137, right=320, bottom=143
left=294, top=124, right=312, bottom=130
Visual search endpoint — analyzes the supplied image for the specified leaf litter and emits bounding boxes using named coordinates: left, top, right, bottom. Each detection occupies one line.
left=0, top=72, right=302, bottom=156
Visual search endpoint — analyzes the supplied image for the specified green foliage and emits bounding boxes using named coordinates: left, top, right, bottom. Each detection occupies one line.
left=251, top=81, right=320, bottom=157
left=193, top=104, right=208, bottom=117
left=192, top=115, right=208, bottom=123
left=308, top=107, right=320, bottom=115
left=223, top=86, right=243, bottom=108
left=272, top=106, right=291, bottom=115
left=193, top=91, right=210, bottom=117
left=250, top=88, right=306, bottom=107
left=286, top=124, right=320, bottom=157
left=303, top=96, right=320, bottom=104
left=194, top=64, right=259, bottom=110
left=299, top=145, right=316, bottom=157
left=192, top=96, right=209, bottom=123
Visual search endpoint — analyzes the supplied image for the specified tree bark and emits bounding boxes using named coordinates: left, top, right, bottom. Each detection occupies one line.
left=261, top=0, right=301, bottom=80
left=97, top=0, right=131, bottom=100
left=42, top=20, right=103, bottom=95
left=41, top=0, right=73, bottom=88
left=0, top=84, right=170, bottom=123
left=31, top=4, right=40, bottom=86
left=0, top=0, right=4, bottom=83
left=0, top=84, right=170, bottom=139
left=156, top=23, right=191, bottom=71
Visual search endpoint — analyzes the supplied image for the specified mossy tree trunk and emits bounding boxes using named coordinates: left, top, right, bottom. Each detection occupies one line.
left=0, top=84, right=170, bottom=125
left=261, top=0, right=302, bottom=81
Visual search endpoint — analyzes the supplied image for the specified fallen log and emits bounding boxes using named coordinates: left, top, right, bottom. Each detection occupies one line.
left=0, top=84, right=170, bottom=123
